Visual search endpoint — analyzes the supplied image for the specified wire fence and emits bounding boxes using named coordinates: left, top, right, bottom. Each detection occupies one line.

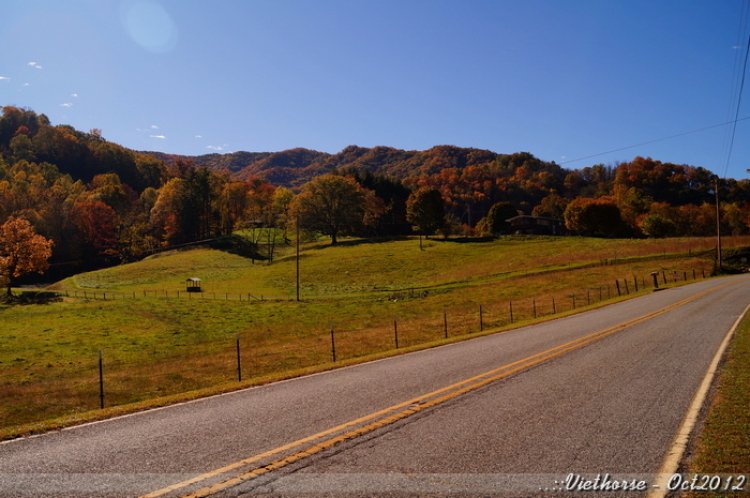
left=0, top=262, right=713, bottom=433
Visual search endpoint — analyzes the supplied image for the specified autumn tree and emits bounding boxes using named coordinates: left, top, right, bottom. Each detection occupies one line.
left=217, top=180, right=249, bottom=235
left=406, top=187, right=446, bottom=237
left=486, top=201, right=518, bottom=234
left=639, top=214, right=676, bottom=238
left=291, top=175, right=374, bottom=245
left=531, top=194, right=570, bottom=220
left=149, top=178, right=184, bottom=245
left=179, top=166, right=222, bottom=241
left=70, top=200, right=119, bottom=258
left=0, top=216, right=53, bottom=296
left=564, top=198, right=624, bottom=237
left=238, top=178, right=277, bottom=261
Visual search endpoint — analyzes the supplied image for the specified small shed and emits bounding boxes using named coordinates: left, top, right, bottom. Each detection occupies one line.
left=186, top=278, right=202, bottom=293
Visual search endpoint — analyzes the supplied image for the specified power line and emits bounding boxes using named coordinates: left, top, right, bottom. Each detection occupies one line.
left=721, top=0, right=750, bottom=178
left=560, top=117, right=750, bottom=165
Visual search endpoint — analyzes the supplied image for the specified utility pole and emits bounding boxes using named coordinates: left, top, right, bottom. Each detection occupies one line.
left=715, top=177, right=722, bottom=271
left=296, top=217, right=300, bottom=301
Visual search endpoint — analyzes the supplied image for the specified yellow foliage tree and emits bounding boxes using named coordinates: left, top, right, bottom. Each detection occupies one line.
left=0, top=216, right=53, bottom=296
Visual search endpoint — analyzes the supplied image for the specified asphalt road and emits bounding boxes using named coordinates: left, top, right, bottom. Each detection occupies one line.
left=2, top=274, right=749, bottom=497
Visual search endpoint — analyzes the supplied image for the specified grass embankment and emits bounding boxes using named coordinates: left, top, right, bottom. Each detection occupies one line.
left=683, top=311, right=750, bottom=498
left=0, top=235, right=744, bottom=439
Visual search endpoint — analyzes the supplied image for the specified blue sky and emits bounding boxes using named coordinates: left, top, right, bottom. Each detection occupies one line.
left=2, top=0, right=750, bottom=179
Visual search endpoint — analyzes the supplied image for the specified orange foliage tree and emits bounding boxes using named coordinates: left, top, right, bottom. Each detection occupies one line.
left=0, top=216, right=54, bottom=296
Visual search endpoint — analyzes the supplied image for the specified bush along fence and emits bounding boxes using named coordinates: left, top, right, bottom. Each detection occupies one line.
left=0, top=266, right=712, bottom=433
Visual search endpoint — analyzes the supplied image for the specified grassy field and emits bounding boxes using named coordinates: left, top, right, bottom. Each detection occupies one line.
left=685, top=307, right=750, bottom=498
left=0, top=234, right=746, bottom=439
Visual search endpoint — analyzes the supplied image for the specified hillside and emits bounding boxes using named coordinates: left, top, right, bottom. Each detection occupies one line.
left=1, top=234, right=734, bottom=435
left=4, top=104, right=750, bottom=278
left=143, top=145, right=505, bottom=189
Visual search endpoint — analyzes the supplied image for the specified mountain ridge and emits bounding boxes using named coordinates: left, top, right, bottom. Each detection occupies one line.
left=140, top=144, right=511, bottom=189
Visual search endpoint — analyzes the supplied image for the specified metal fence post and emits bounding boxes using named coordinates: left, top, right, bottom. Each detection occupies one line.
left=98, top=350, right=104, bottom=409
left=330, top=323, right=337, bottom=362
left=236, top=334, right=242, bottom=382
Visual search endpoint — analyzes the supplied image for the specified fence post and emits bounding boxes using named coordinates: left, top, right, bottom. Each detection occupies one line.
left=443, top=309, right=448, bottom=338
left=634, top=276, right=638, bottom=292
left=236, top=334, right=242, bottom=382
left=330, top=323, right=336, bottom=362
left=624, top=279, right=630, bottom=295
left=509, top=300, right=514, bottom=323
left=683, top=271, right=687, bottom=282
left=394, top=316, right=399, bottom=349
left=479, top=304, right=484, bottom=332
left=662, top=270, right=667, bottom=285
left=572, top=293, right=576, bottom=309
left=615, top=280, right=621, bottom=297
left=693, top=269, right=696, bottom=280
left=98, top=350, right=104, bottom=409
left=552, top=296, right=556, bottom=314
left=533, top=296, right=537, bottom=318
left=587, top=290, right=590, bottom=306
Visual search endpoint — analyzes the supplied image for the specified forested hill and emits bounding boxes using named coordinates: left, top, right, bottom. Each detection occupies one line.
left=4, top=105, right=750, bottom=273
left=143, top=145, right=503, bottom=189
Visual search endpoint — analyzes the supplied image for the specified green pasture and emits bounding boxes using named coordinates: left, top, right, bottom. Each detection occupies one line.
left=50, top=234, right=724, bottom=298
left=0, top=234, right=743, bottom=438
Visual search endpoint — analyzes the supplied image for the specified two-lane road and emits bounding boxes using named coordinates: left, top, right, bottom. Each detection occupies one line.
left=2, top=274, right=749, bottom=497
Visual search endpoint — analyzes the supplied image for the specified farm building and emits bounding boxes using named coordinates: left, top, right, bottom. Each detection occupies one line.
left=505, top=215, right=568, bottom=235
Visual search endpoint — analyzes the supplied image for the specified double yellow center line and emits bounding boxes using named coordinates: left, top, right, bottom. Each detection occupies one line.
left=142, top=281, right=734, bottom=498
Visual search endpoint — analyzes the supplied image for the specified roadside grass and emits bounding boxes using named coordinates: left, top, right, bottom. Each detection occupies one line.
left=0, top=235, right=743, bottom=439
left=684, top=308, right=750, bottom=497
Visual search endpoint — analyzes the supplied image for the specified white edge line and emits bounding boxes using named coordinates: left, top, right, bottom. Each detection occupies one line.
left=647, top=300, right=750, bottom=498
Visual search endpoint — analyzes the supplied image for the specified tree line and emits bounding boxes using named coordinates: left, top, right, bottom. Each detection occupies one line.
left=1, top=105, right=750, bottom=288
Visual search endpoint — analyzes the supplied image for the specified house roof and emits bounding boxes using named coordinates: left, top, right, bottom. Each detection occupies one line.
left=505, top=215, right=562, bottom=223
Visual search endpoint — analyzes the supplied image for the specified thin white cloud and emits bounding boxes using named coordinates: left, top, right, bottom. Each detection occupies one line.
left=150, top=135, right=166, bottom=139
left=207, top=145, right=223, bottom=151
left=27, top=62, right=42, bottom=69
left=195, top=135, right=202, bottom=138
left=0, top=77, right=9, bottom=81
left=60, top=103, right=73, bottom=107
left=28, top=62, right=36, bottom=66
left=23, top=83, right=29, bottom=86
left=71, top=93, right=78, bottom=97
left=151, top=125, right=159, bottom=129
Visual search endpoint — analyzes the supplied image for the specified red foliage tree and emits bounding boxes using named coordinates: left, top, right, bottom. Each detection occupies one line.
left=70, top=200, right=119, bottom=256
